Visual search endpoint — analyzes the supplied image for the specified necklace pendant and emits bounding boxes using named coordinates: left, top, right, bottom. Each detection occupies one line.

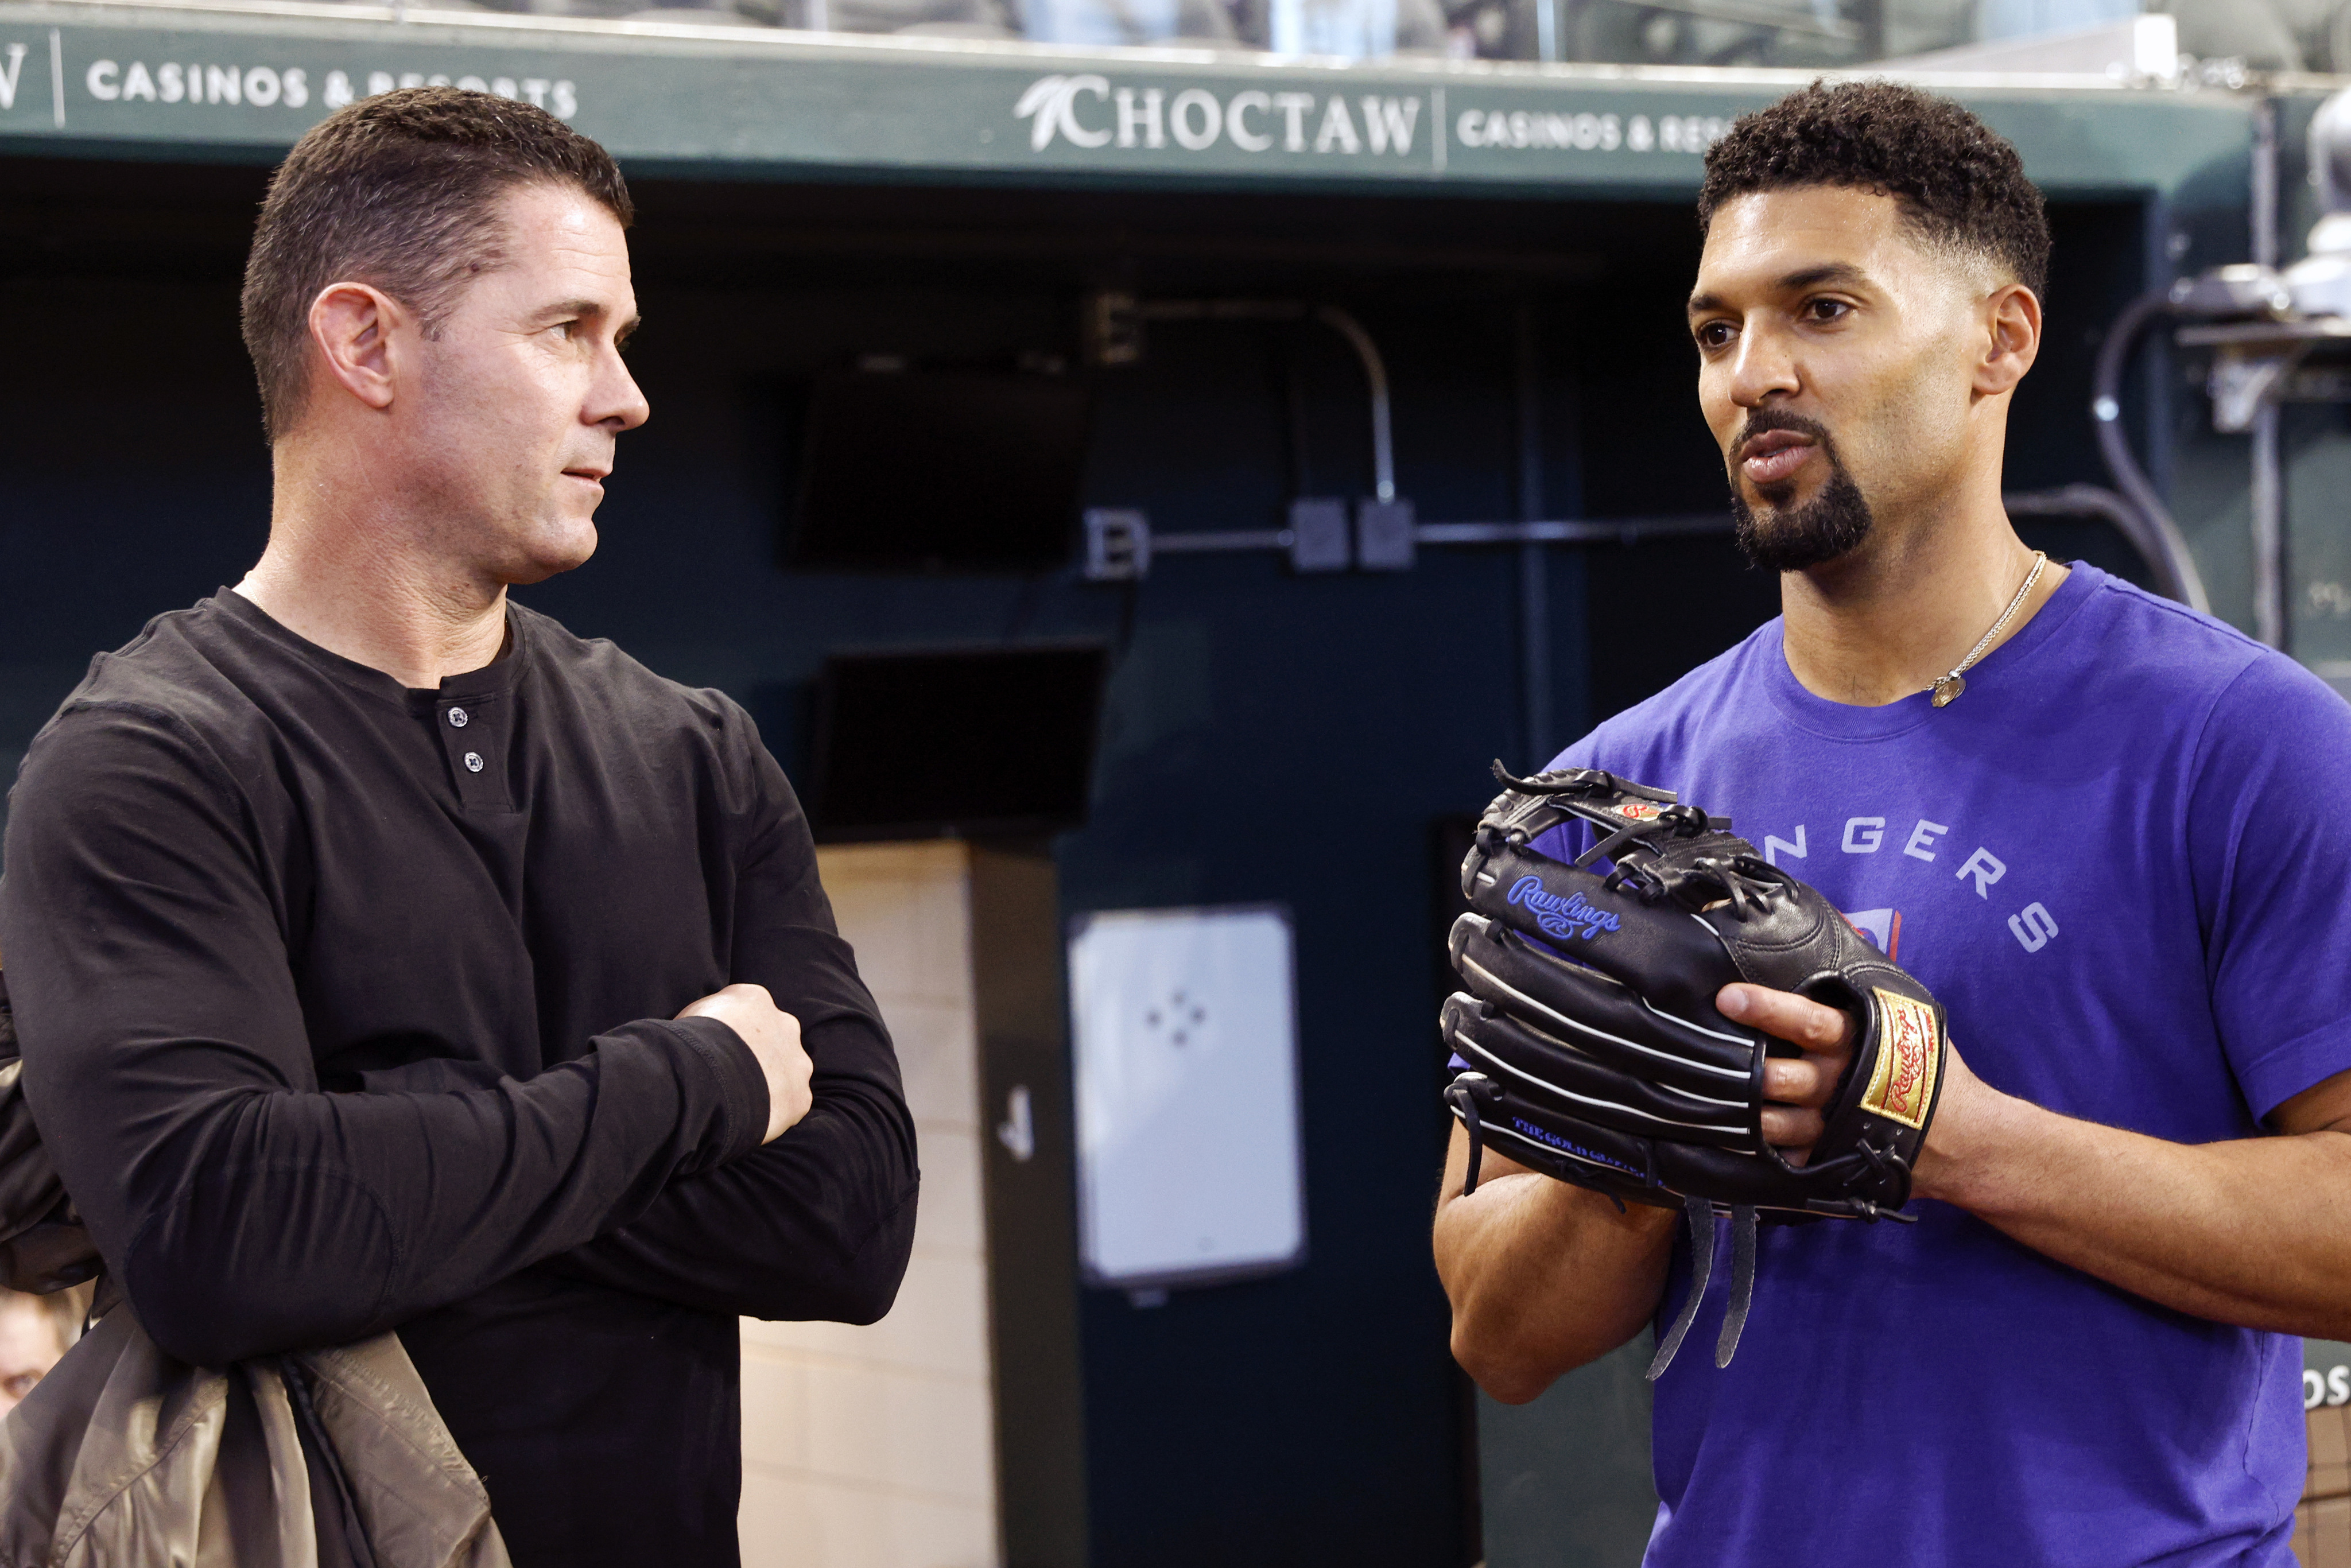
left=1931, top=673, right=1965, bottom=708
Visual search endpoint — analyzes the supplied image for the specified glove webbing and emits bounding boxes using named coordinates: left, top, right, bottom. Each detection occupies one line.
left=1644, top=1199, right=1759, bottom=1380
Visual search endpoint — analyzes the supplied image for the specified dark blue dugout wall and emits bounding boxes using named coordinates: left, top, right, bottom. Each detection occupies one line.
left=515, top=177, right=1603, bottom=1568
left=0, top=154, right=2156, bottom=1566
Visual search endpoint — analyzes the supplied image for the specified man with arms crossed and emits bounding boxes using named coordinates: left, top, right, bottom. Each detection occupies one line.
left=0, top=91, right=917, bottom=1565
left=1436, top=83, right=2351, bottom=1563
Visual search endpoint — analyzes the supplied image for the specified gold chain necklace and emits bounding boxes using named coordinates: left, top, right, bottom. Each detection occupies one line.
left=1930, top=550, right=2047, bottom=709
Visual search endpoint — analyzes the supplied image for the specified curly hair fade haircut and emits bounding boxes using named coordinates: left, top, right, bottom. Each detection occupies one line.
left=241, top=87, right=633, bottom=442
left=1697, top=81, right=2051, bottom=304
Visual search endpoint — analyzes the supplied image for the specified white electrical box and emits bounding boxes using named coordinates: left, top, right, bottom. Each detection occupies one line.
left=1067, top=905, right=1306, bottom=1290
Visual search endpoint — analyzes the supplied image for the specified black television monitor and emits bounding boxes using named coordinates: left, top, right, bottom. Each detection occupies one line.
left=786, top=369, right=1092, bottom=573
left=805, top=643, right=1109, bottom=840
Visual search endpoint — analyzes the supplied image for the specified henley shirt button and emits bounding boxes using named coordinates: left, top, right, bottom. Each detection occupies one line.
left=464, top=752, right=484, bottom=773
left=448, top=707, right=470, bottom=728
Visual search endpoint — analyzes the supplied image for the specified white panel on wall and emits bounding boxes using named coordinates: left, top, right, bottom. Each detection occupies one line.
left=1068, top=905, right=1305, bottom=1288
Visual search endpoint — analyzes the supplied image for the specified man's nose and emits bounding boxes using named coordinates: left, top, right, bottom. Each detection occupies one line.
left=1727, top=319, right=1801, bottom=407
left=593, top=346, right=651, bottom=432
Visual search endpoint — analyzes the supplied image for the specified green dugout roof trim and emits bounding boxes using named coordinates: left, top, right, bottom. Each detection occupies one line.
left=0, top=0, right=2264, bottom=195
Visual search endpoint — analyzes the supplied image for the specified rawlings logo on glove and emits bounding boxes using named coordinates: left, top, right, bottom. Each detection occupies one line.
left=1505, top=878, right=1621, bottom=940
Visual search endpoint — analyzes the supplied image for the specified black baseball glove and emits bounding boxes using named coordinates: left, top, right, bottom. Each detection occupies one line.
left=1441, top=764, right=1949, bottom=1375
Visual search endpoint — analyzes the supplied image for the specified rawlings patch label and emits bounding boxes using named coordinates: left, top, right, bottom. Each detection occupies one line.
left=1506, top=876, right=1622, bottom=940
left=1861, top=988, right=1941, bottom=1130
left=1611, top=802, right=1666, bottom=821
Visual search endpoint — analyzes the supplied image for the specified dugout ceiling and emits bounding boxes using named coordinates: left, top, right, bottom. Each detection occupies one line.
left=0, top=0, right=2270, bottom=201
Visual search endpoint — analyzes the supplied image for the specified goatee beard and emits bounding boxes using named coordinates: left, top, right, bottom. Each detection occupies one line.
left=1729, top=441, right=1875, bottom=573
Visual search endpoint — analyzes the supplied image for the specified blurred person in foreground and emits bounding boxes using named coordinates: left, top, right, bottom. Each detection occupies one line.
left=0, top=89, right=917, bottom=1566
left=0, top=1289, right=76, bottom=1416
left=1435, top=83, right=2351, bottom=1565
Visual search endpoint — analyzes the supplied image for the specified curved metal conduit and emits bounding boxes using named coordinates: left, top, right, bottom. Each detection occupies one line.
left=2089, top=288, right=2217, bottom=619
left=1118, top=294, right=2210, bottom=627
left=1135, top=299, right=1395, bottom=502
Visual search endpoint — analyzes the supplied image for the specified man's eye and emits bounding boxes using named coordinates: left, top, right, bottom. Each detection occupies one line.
left=1695, top=321, right=1735, bottom=350
left=1804, top=298, right=1852, bottom=323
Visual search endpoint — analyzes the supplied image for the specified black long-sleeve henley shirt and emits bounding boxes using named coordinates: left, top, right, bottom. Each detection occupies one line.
left=0, top=590, right=919, bottom=1565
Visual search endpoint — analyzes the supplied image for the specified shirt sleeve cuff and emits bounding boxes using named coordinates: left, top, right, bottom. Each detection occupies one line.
left=2234, top=1015, right=2351, bottom=1121
left=662, top=1014, right=771, bottom=1163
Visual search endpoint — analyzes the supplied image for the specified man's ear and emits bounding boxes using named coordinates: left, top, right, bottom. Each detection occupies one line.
left=1974, top=282, right=2041, bottom=398
left=306, top=282, right=408, bottom=413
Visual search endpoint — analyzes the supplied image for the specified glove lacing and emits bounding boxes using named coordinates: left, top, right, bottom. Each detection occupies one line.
left=1646, top=1198, right=1760, bottom=1380
left=1445, top=1075, right=1495, bottom=1197
left=1683, top=855, right=1780, bottom=919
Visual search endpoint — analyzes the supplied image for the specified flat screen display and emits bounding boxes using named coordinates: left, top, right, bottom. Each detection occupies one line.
left=787, top=369, right=1092, bottom=572
left=806, top=643, right=1109, bottom=839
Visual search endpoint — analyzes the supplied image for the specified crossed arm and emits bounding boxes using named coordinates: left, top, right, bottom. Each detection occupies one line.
left=1435, top=981, right=2351, bottom=1404
left=540, top=746, right=920, bottom=1324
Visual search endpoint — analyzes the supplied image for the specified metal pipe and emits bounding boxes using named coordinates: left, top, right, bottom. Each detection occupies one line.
left=2251, top=104, right=2287, bottom=646
left=1150, top=528, right=1294, bottom=553
left=2090, top=289, right=2214, bottom=615
left=1855, top=0, right=1884, bottom=58
left=1312, top=307, right=1394, bottom=503
left=1417, top=517, right=1733, bottom=545
left=1140, top=298, right=1394, bottom=503
left=2000, top=484, right=2207, bottom=612
left=2253, top=99, right=2280, bottom=270
left=1133, top=517, right=1733, bottom=554
left=2251, top=403, right=2287, bottom=647
left=1083, top=511, right=1733, bottom=583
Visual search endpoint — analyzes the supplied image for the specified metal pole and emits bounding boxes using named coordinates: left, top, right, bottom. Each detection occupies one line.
left=1142, top=300, right=1393, bottom=503
left=2250, top=100, right=2287, bottom=649
left=2252, top=100, right=2279, bottom=270
left=1516, top=303, right=1552, bottom=766
left=2252, top=402, right=2287, bottom=649
left=1312, top=306, right=1395, bottom=502
left=1855, top=0, right=1884, bottom=60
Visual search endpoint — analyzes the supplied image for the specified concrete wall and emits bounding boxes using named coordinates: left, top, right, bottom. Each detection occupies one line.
left=741, top=841, right=999, bottom=1568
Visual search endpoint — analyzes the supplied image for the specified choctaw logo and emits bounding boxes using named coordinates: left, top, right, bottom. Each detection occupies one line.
left=1861, top=988, right=1942, bottom=1130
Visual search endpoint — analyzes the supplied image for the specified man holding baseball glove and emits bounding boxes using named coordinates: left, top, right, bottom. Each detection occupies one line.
left=1433, top=82, right=2351, bottom=1565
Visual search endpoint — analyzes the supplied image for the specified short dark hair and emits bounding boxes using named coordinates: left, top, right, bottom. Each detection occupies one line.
left=1698, top=81, right=2050, bottom=304
left=240, top=87, right=633, bottom=441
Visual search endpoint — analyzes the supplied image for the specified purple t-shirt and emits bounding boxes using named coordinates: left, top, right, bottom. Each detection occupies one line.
left=1547, top=564, right=2351, bottom=1567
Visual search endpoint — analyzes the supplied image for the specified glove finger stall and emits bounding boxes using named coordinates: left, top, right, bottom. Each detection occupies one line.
left=1444, top=995, right=1758, bottom=1151
left=1446, top=1074, right=1671, bottom=1205
left=1449, top=913, right=1757, bottom=1095
left=1450, top=1071, right=1904, bottom=1221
